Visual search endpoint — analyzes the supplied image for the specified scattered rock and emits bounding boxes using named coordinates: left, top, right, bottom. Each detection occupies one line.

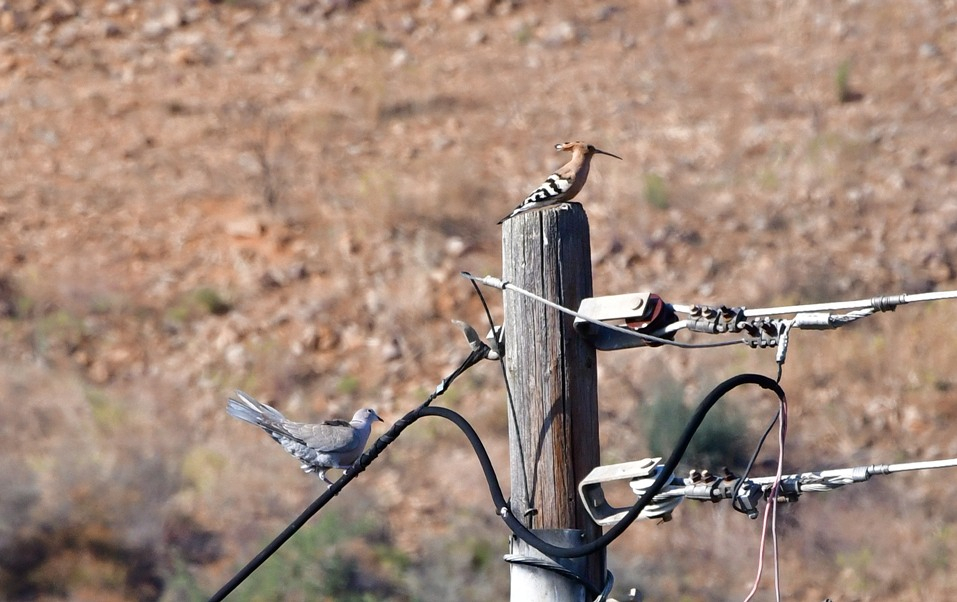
left=102, top=20, right=122, bottom=38
left=0, top=276, right=19, bottom=318
left=594, top=4, right=621, bottom=22
left=397, top=14, right=416, bottom=34
left=380, top=337, right=402, bottom=362
left=918, top=42, right=940, bottom=58
left=223, top=343, right=248, bottom=368
left=102, top=2, right=126, bottom=18
left=0, top=9, right=26, bottom=33
left=467, top=28, right=487, bottom=46
left=259, top=268, right=284, bottom=289
left=52, top=22, right=80, bottom=48
left=225, top=215, right=264, bottom=238
left=390, top=48, right=410, bottom=68
left=37, top=0, right=77, bottom=25
left=541, top=20, right=579, bottom=45
left=450, top=4, right=473, bottom=23
left=88, top=360, right=111, bottom=384
left=142, top=6, right=183, bottom=39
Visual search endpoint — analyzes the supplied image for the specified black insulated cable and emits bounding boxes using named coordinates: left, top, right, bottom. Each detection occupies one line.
left=423, top=373, right=786, bottom=558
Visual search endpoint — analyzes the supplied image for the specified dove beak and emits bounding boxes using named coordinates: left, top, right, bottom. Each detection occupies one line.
left=594, top=148, right=623, bottom=160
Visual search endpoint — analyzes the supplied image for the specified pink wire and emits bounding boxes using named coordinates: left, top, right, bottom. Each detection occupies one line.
left=742, top=391, right=788, bottom=602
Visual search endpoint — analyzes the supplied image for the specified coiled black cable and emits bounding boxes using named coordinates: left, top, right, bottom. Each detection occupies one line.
left=423, top=372, right=786, bottom=558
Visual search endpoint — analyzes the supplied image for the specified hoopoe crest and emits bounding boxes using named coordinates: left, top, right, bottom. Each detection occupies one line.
left=497, top=141, right=622, bottom=224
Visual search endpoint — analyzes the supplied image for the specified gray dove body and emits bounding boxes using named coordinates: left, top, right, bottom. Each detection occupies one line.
left=227, top=391, right=383, bottom=485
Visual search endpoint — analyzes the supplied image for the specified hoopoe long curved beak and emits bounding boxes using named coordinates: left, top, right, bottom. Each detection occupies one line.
left=593, top=148, right=623, bottom=160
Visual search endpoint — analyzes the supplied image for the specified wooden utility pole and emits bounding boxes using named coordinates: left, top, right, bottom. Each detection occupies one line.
left=502, top=204, right=603, bottom=600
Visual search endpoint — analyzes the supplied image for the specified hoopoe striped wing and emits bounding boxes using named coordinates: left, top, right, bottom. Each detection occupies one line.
left=497, top=172, right=575, bottom=224
left=524, top=173, right=575, bottom=204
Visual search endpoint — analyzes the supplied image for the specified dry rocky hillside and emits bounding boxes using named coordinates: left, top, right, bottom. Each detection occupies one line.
left=2, top=0, right=957, bottom=600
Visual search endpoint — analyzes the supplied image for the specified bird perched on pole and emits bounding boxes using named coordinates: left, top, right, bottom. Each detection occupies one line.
left=227, top=391, right=383, bottom=486
left=497, top=141, right=622, bottom=224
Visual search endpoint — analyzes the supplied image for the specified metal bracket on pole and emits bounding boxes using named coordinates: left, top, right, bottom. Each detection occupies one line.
left=574, top=293, right=678, bottom=350
left=577, top=458, right=681, bottom=525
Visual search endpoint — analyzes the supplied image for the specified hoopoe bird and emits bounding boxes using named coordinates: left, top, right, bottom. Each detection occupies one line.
left=497, top=141, right=622, bottom=224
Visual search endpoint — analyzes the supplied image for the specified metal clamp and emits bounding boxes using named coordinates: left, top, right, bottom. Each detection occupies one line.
left=574, top=294, right=678, bottom=350
left=578, top=458, right=678, bottom=525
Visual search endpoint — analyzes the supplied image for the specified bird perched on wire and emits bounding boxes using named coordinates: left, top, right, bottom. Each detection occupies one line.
left=497, top=141, right=622, bottom=224
left=227, top=391, right=383, bottom=486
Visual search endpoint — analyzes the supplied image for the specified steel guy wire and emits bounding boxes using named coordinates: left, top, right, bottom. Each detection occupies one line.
left=462, top=272, right=747, bottom=349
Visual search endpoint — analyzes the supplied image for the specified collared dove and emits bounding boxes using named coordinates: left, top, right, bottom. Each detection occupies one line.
left=227, top=390, right=383, bottom=485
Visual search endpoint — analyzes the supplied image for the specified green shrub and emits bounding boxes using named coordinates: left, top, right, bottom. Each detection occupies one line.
left=227, top=511, right=401, bottom=601
left=643, top=378, right=750, bottom=471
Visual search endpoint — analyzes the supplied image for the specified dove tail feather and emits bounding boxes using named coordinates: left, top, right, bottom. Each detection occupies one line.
left=226, top=391, right=304, bottom=444
left=226, top=398, right=265, bottom=425
left=227, top=391, right=283, bottom=421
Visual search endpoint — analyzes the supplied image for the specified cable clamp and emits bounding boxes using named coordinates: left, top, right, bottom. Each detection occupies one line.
left=775, top=320, right=794, bottom=365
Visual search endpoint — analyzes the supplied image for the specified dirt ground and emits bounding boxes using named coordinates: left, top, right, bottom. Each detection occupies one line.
left=2, top=0, right=957, bottom=600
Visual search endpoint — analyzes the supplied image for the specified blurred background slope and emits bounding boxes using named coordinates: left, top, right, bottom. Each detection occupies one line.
left=1, top=1, right=956, bottom=600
